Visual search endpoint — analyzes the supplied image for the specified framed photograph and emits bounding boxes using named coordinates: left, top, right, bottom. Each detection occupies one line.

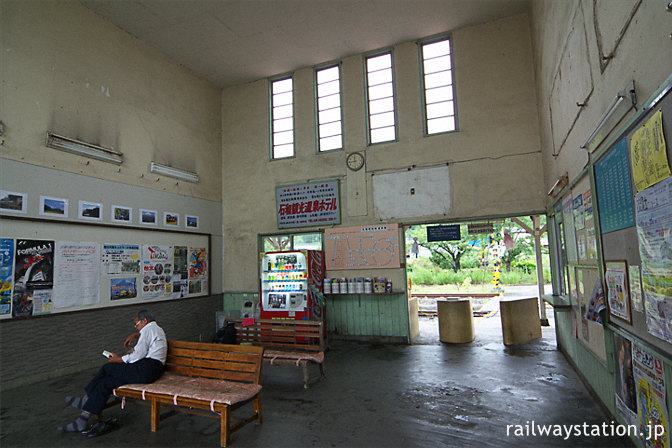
left=0, top=190, right=27, bottom=214
left=605, top=260, right=631, bottom=324
left=163, top=212, right=179, bottom=227
left=111, top=205, right=132, bottom=224
left=78, top=200, right=103, bottom=221
left=139, top=209, right=157, bottom=226
left=185, top=215, right=199, bottom=229
left=40, top=196, right=68, bottom=218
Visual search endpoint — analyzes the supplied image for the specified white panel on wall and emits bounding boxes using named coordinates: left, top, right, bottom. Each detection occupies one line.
left=372, top=166, right=450, bottom=220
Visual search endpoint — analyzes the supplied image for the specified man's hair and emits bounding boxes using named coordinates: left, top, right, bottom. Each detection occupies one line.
left=137, top=310, right=155, bottom=323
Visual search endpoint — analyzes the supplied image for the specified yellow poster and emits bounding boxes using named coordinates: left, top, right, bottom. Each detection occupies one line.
left=631, top=109, right=671, bottom=192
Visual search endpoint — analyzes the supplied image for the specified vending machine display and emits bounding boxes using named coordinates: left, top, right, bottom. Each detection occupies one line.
left=260, top=250, right=325, bottom=321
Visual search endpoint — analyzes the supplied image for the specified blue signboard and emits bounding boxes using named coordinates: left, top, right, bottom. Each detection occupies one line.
left=594, top=138, right=635, bottom=233
left=427, top=224, right=461, bottom=242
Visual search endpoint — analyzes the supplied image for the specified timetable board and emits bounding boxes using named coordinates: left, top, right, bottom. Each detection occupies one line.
left=594, top=138, right=636, bottom=234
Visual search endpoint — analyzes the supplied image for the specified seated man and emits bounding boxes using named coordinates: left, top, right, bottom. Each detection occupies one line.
left=58, top=309, right=167, bottom=437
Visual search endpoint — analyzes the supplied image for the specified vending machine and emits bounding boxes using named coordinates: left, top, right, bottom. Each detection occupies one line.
left=259, top=250, right=325, bottom=322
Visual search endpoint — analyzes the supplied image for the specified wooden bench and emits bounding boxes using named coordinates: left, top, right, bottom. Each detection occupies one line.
left=113, top=340, right=263, bottom=447
left=226, top=318, right=326, bottom=389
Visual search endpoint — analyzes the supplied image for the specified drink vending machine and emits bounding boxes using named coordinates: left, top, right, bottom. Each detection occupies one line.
left=259, top=250, right=325, bottom=322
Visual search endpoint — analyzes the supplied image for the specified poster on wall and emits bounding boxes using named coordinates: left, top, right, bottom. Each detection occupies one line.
left=101, top=244, right=140, bottom=275
left=632, top=344, right=669, bottom=448
left=188, top=247, right=208, bottom=295
left=53, top=242, right=101, bottom=308
left=634, top=175, right=672, bottom=344
left=172, top=246, right=188, bottom=299
left=594, top=138, right=636, bottom=233
left=573, top=193, right=585, bottom=230
left=0, top=238, right=14, bottom=316
left=110, top=278, right=137, bottom=300
left=12, top=239, right=54, bottom=317
left=614, top=333, right=637, bottom=427
left=630, top=109, right=671, bottom=193
left=583, top=189, right=598, bottom=260
left=562, top=194, right=579, bottom=263
left=629, top=265, right=644, bottom=313
left=324, top=224, right=401, bottom=270
left=276, top=180, right=340, bottom=228
left=605, top=260, right=631, bottom=324
left=142, top=245, right=173, bottom=299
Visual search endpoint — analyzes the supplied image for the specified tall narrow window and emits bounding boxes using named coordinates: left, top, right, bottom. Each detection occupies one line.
left=420, top=37, right=456, bottom=135
left=271, top=77, right=294, bottom=159
left=365, top=52, right=397, bottom=144
left=315, top=65, right=343, bottom=152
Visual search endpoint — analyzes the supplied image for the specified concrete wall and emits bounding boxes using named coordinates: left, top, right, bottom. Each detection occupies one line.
left=0, top=0, right=222, bottom=202
left=220, top=13, right=544, bottom=294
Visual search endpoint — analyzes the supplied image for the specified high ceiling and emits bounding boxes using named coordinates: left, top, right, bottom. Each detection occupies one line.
left=78, top=0, right=531, bottom=89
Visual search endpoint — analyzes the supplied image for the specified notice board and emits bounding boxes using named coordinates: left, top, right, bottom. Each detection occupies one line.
left=324, top=224, right=401, bottom=270
left=594, top=138, right=636, bottom=234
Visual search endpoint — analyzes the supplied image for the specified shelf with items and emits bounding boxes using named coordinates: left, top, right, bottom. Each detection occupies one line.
left=325, top=291, right=404, bottom=296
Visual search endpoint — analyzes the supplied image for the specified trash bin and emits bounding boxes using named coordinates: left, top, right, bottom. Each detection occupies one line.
left=437, top=298, right=474, bottom=343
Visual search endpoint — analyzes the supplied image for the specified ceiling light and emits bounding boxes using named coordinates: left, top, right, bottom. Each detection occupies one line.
left=46, top=132, right=123, bottom=165
left=150, top=161, right=199, bottom=183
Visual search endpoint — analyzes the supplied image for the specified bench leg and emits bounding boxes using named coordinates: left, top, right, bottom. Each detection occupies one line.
left=254, top=393, right=263, bottom=424
left=220, top=405, right=230, bottom=447
left=301, top=361, right=310, bottom=389
left=150, top=399, right=160, bottom=432
left=319, top=362, right=326, bottom=378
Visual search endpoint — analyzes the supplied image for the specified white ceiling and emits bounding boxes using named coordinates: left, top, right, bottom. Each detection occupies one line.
left=78, top=0, right=531, bottom=89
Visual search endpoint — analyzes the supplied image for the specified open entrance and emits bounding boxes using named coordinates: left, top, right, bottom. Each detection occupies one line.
left=404, top=216, right=555, bottom=345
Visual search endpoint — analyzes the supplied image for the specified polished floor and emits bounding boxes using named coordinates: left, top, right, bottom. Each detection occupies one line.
left=1, top=303, right=632, bottom=447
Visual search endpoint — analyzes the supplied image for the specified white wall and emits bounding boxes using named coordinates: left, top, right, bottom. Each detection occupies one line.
left=0, top=0, right=222, bottom=202
left=221, top=13, right=544, bottom=291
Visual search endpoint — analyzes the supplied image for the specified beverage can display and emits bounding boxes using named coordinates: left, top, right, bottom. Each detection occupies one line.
left=364, top=278, right=372, bottom=293
left=355, top=278, right=364, bottom=293
left=385, top=279, right=393, bottom=293
left=332, top=278, right=340, bottom=294
left=323, top=278, right=331, bottom=294
left=348, top=278, right=356, bottom=293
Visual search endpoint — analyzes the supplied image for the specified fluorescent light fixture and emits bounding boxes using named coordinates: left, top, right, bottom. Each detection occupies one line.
left=46, top=131, right=123, bottom=165
left=581, top=80, right=636, bottom=153
left=150, top=161, right=199, bottom=183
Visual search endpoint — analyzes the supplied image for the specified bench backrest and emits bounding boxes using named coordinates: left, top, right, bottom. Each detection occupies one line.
left=165, top=340, right=263, bottom=384
left=226, top=319, right=324, bottom=352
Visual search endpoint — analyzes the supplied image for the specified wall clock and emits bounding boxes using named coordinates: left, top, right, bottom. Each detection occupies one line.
left=346, top=151, right=365, bottom=171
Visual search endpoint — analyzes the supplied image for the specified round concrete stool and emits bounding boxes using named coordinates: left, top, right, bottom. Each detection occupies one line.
left=437, top=298, right=474, bottom=343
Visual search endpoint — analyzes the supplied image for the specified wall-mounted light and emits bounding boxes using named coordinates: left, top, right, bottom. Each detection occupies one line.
left=581, top=80, right=636, bottom=153
left=547, top=172, right=568, bottom=198
left=150, top=161, right=199, bottom=183
left=46, top=131, right=123, bottom=165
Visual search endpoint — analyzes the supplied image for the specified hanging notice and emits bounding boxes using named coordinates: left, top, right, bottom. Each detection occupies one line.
left=583, top=190, right=598, bottom=259
left=635, top=175, right=672, bottom=344
left=142, top=245, right=173, bottom=299
left=0, top=238, right=14, bottom=316
left=101, top=244, right=140, bottom=275
left=172, top=246, right=188, bottom=299
left=276, top=180, right=340, bottom=228
left=631, top=109, right=671, bottom=193
left=605, top=261, right=631, bottom=324
left=632, top=345, right=669, bottom=448
left=12, top=239, right=54, bottom=317
left=573, top=193, right=585, bottom=230
left=594, top=139, right=636, bottom=233
left=188, top=247, right=208, bottom=296
left=629, top=264, right=644, bottom=313
left=324, top=224, right=401, bottom=270
left=614, top=333, right=637, bottom=427
left=562, top=195, right=578, bottom=263
left=53, top=242, right=101, bottom=308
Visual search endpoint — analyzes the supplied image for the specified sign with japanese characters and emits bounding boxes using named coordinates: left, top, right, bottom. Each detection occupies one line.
left=276, top=180, right=340, bottom=229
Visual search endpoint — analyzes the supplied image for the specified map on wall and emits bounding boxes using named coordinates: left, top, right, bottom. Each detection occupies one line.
left=324, top=225, right=400, bottom=270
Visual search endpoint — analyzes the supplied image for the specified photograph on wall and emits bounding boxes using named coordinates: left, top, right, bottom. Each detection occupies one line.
left=172, top=246, right=188, bottom=299
left=39, top=196, right=68, bottom=218
left=634, top=175, right=672, bottom=344
left=78, top=200, right=102, bottom=221
left=139, top=209, right=157, bottom=226
left=142, top=245, right=173, bottom=298
left=632, top=344, right=669, bottom=448
left=101, top=244, right=140, bottom=275
left=12, top=239, right=54, bottom=317
left=573, top=193, right=584, bottom=230
left=111, top=205, right=132, bottom=224
left=163, top=212, right=179, bottom=227
left=630, top=108, right=671, bottom=193
left=605, top=260, right=631, bottom=324
left=614, top=333, right=637, bottom=427
left=629, top=264, right=644, bottom=313
left=110, top=278, right=137, bottom=300
left=185, top=215, right=199, bottom=229
left=0, top=190, right=27, bottom=214
left=188, top=246, right=207, bottom=296
left=53, top=241, right=101, bottom=309
left=0, top=238, right=15, bottom=316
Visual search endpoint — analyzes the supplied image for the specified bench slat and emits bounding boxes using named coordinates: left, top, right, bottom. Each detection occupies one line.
left=166, top=356, right=259, bottom=373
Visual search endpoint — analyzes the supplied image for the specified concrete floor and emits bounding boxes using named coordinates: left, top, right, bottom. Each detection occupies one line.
left=1, top=300, right=632, bottom=447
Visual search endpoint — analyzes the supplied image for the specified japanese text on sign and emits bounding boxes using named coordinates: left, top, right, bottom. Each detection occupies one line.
left=276, top=180, right=340, bottom=228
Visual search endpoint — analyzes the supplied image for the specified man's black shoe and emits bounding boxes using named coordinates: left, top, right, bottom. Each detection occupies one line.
left=82, top=419, right=118, bottom=438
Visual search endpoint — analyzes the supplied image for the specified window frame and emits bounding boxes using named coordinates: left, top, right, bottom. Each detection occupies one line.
left=314, top=62, right=344, bottom=153
left=418, top=34, right=459, bottom=137
left=260, top=231, right=324, bottom=253
left=363, top=49, right=399, bottom=146
left=269, top=74, right=296, bottom=161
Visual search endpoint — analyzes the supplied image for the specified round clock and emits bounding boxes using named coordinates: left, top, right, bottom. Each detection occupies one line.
left=346, top=151, right=365, bottom=171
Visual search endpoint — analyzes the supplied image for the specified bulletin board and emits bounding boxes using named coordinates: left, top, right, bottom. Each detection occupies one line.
left=324, top=224, right=401, bottom=270
left=0, top=217, right=210, bottom=319
left=595, top=81, right=672, bottom=357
